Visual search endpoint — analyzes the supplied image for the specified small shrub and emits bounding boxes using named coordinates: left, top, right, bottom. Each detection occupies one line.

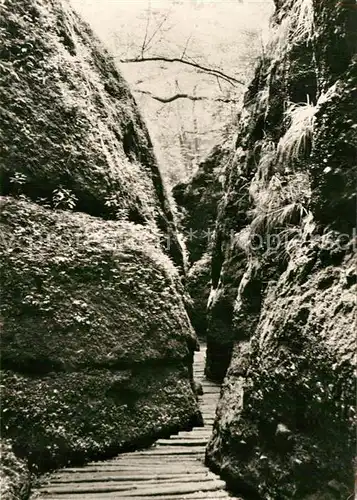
left=104, top=194, right=119, bottom=210
left=104, top=194, right=129, bottom=220
left=9, top=173, right=27, bottom=198
left=0, top=439, right=30, bottom=500
left=9, top=173, right=27, bottom=186
left=52, top=187, right=77, bottom=210
left=290, top=0, right=314, bottom=42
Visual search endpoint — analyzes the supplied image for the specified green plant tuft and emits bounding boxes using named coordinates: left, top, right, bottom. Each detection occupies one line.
left=52, top=187, right=78, bottom=210
left=249, top=171, right=311, bottom=235
left=277, top=99, right=316, bottom=164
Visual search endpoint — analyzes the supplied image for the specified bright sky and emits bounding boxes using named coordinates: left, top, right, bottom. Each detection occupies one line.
left=70, top=0, right=274, bottom=64
left=69, top=0, right=275, bottom=181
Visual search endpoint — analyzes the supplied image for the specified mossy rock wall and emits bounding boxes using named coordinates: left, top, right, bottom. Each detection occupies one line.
left=0, top=0, right=199, bottom=483
left=0, top=0, right=183, bottom=267
left=207, top=237, right=356, bottom=499
left=204, top=0, right=357, bottom=498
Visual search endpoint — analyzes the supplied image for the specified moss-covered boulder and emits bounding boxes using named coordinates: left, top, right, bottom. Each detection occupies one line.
left=0, top=0, right=183, bottom=267
left=0, top=197, right=200, bottom=471
left=0, top=0, right=199, bottom=484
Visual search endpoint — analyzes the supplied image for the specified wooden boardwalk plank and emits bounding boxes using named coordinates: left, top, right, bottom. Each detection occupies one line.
left=32, top=345, right=241, bottom=499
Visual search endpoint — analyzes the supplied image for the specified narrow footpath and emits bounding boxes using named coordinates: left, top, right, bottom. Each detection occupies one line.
left=33, top=345, right=240, bottom=499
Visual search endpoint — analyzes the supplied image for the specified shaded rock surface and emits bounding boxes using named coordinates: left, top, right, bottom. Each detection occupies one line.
left=185, top=253, right=212, bottom=339
left=173, top=145, right=229, bottom=265
left=202, top=0, right=356, bottom=498
left=0, top=0, right=199, bottom=488
left=208, top=237, right=356, bottom=499
left=0, top=440, right=31, bottom=500
left=173, top=145, right=229, bottom=338
left=0, top=0, right=183, bottom=268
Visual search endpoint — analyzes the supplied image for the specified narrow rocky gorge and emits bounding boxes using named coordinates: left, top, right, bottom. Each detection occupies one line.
left=0, top=0, right=356, bottom=499
left=176, top=1, right=356, bottom=499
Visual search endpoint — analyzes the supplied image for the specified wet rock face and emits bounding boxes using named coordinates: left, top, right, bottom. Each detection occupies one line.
left=205, top=0, right=357, bottom=498
left=0, top=0, right=199, bottom=477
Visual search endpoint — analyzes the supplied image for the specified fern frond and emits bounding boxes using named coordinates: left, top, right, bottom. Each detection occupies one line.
left=266, top=0, right=314, bottom=63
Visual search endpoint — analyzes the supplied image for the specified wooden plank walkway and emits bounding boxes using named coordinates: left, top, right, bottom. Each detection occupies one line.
left=31, top=345, right=240, bottom=499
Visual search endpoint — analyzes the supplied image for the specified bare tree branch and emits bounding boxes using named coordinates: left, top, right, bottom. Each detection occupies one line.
left=185, top=128, right=223, bottom=135
left=118, top=56, right=245, bottom=86
left=141, top=1, right=151, bottom=58
left=181, top=34, right=192, bottom=59
left=138, top=91, right=201, bottom=103
left=197, top=70, right=236, bottom=87
left=144, top=10, right=172, bottom=53
left=136, top=89, right=239, bottom=103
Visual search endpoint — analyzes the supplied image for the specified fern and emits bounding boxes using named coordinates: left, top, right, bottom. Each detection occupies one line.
left=52, top=187, right=78, bottom=210
left=250, top=202, right=307, bottom=234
